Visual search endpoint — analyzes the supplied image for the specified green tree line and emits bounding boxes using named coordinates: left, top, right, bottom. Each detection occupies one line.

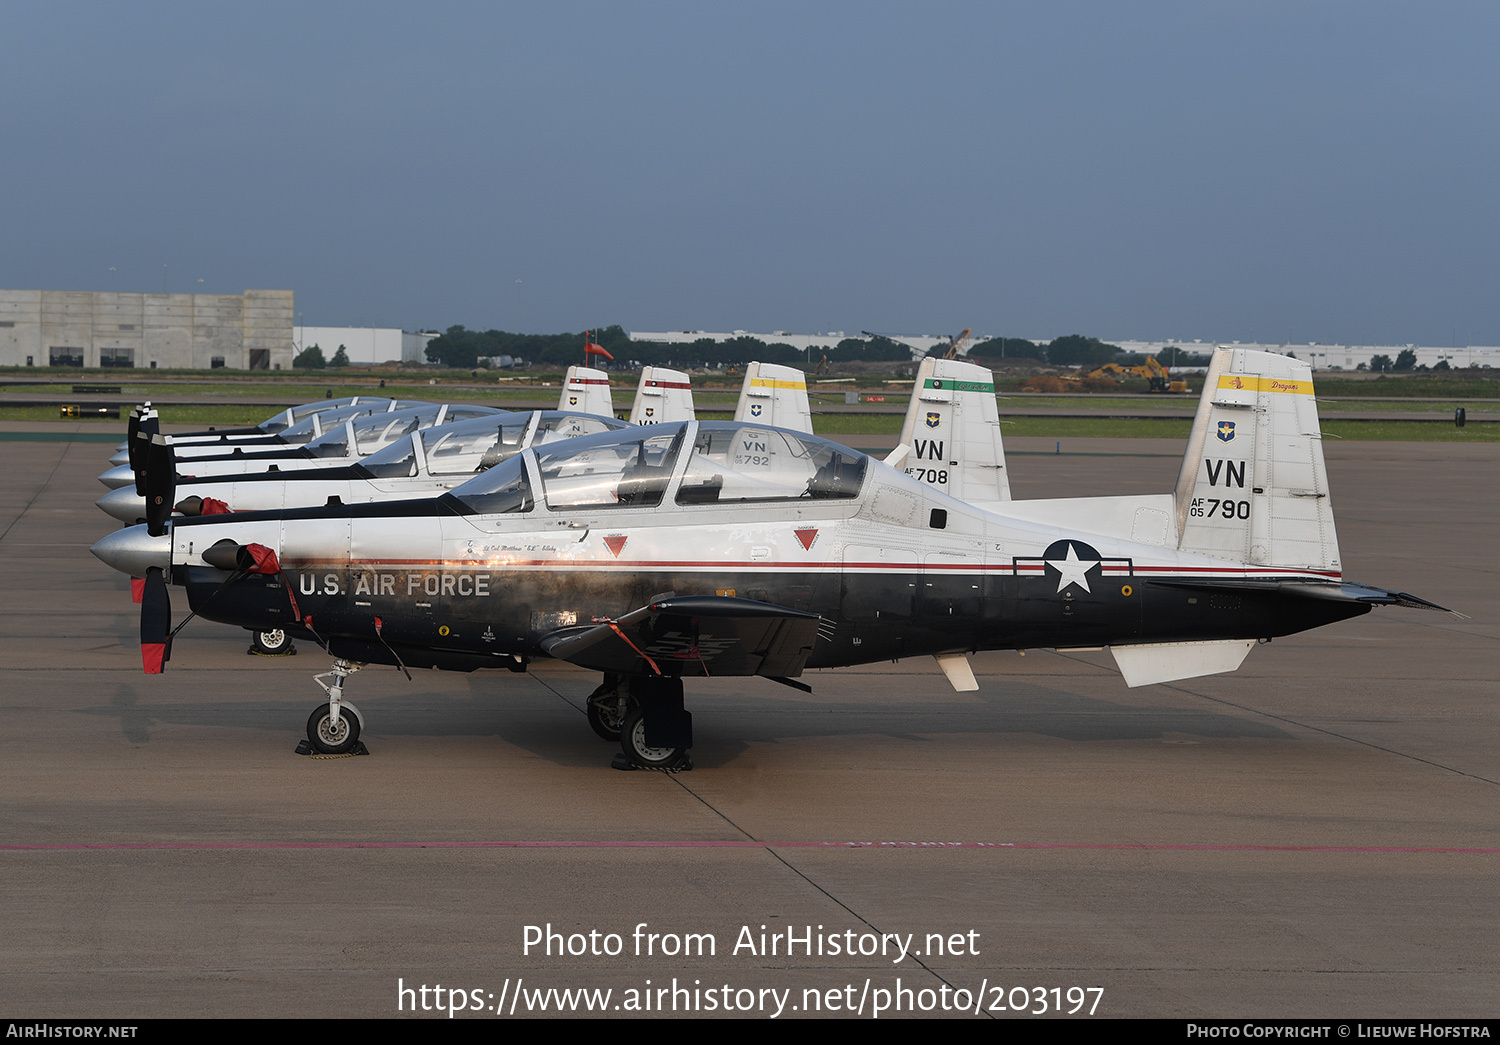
left=423, top=326, right=1211, bottom=370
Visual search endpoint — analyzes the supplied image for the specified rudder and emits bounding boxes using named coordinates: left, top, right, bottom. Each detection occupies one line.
left=1174, top=348, right=1339, bottom=572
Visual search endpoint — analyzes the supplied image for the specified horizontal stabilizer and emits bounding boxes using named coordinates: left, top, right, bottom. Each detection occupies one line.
left=1146, top=577, right=1452, bottom=613
left=1110, top=639, right=1255, bottom=688
left=539, top=595, right=823, bottom=678
left=1283, top=580, right=1453, bottom=613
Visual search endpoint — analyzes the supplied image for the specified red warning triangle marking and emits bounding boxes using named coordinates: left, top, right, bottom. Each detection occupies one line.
left=793, top=528, right=818, bottom=550
left=603, top=535, right=628, bottom=558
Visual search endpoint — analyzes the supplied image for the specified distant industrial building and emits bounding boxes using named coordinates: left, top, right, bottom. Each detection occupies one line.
left=1113, top=339, right=1499, bottom=371
left=293, top=325, right=434, bottom=366
left=632, top=330, right=1500, bottom=370
left=0, top=288, right=438, bottom=370
left=0, top=289, right=294, bottom=369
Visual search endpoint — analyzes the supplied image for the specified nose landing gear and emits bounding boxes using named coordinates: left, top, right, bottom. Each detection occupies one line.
left=304, top=658, right=366, bottom=754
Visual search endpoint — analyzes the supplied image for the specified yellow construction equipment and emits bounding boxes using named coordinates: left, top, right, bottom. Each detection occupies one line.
left=1072, top=356, right=1188, bottom=393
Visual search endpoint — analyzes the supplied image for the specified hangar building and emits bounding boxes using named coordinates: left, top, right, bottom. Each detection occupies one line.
left=0, top=289, right=294, bottom=369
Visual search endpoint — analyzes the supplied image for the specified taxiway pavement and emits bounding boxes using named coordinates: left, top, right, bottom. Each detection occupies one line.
left=0, top=428, right=1493, bottom=1018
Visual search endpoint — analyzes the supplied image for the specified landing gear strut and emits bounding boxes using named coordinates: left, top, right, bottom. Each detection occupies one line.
left=306, top=658, right=365, bottom=754
left=585, top=673, right=637, bottom=741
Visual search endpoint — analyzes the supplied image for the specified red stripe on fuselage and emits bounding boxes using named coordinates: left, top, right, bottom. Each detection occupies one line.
left=274, top=556, right=1341, bottom=582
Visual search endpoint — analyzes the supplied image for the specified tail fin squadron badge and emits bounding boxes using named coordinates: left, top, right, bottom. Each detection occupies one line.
left=750, top=403, right=762, bottom=417
left=1217, top=421, right=1236, bottom=442
left=925, top=411, right=941, bottom=428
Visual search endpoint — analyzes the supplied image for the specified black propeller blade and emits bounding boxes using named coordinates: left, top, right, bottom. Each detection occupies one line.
left=140, top=566, right=171, bottom=674
left=129, top=409, right=158, bottom=497
left=143, top=434, right=176, bottom=537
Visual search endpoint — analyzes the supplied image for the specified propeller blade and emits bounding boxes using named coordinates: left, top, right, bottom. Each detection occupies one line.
left=128, top=410, right=159, bottom=496
left=140, top=566, right=171, bottom=674
left=143, top=434, right=175, bottom=537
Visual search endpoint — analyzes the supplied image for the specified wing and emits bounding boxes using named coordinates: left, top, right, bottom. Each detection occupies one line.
left=539, top=595, right=824, bottom=677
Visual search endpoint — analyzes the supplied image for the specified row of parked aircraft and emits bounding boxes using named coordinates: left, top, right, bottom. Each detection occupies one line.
left=91, top=351, right=1445, bottom=770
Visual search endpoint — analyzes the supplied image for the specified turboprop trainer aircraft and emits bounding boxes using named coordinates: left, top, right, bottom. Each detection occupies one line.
left=95, top=363, right=791, bottom=527
left=97, top=366, right=691, bottom=655
left=100, top=401, right=435, bottom=487
left=99, top=403, right=498, bottom=489
left=106, top=399, right=419, bottom=468
left=113, top=397, right=397, bottom=458
left=91, top=349, right=1445, bottom=770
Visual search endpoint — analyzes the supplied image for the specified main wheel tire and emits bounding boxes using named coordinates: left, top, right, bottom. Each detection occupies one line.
left=586, top=683, right=637, bottom=741
left=618, top=708, right=688, bottom=770
left=251, top=628, right=294, bottom=656
left=307, top=703, right=361, bottom=754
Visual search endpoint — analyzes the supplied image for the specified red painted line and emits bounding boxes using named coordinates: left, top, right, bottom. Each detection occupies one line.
left=276, top=558, right=1341, bottom=582
left=1, top=840, right=1493, bottom=853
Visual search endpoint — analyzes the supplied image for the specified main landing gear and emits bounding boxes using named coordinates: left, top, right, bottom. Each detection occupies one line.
left=585, top=674, right=637, bottom=741
left=304, top=658, right=365, bottom=755
left=249, top=627, right=296, bottom=657
left=595, top=676, right=692, bottom=771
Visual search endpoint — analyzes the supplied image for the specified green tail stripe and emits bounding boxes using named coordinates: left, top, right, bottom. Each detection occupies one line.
left=922, top=378, right=994, bottom=393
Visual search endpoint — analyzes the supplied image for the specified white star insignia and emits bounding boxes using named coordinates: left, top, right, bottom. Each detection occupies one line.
left=1046, top=543, right=1099, bottom=593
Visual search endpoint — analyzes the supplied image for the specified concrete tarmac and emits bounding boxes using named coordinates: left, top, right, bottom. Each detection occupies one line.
left=0, top=429, right=1494, bottom=1018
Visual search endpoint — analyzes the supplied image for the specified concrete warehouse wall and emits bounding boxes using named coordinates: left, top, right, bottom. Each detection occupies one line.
left=292, top=326, right=435, bottom=365
left=0, top=289, right=294, bottom=369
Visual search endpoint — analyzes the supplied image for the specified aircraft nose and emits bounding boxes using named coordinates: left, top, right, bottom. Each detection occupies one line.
left=91, top=525, right=170, bottom=577
left=96, top=487, right=148, bottom=524
left=107, top=449, right=130, bottom=466
left=98, top=464, right=137, bottom=489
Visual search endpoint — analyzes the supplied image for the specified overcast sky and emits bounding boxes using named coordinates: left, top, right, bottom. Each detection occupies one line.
left=3, top=2, right=1497, bottom=345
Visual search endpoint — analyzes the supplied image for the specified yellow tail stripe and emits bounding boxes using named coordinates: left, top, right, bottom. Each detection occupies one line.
left=749, top=378, right=806, bottom=390
left=1217, top=374, right=1313, bottom=395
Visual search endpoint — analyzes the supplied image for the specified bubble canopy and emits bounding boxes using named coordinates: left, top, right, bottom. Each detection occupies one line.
left=303, top=403, right=501, bottom=459
left=445, top=421, right=868, bottom=515
left=275, top=400, right=429, bottom=444
left=354, top=410, right=630, bottom=480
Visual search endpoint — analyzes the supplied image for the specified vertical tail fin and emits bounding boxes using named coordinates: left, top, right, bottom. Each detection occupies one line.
left=895, top=357, right=1009, bottom=502
left=629, top=366, right=696, bottom=425
left=733, top=362, right=812, bottom=434
left=559, top=366, right=614, bottom=418
left=1174, top=348, right=1340, bottom=572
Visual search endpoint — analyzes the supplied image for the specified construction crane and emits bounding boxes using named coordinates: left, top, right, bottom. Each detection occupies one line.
left=940, top=328, right=972, bottom=359
left=860, top=328, right=972, bottom=359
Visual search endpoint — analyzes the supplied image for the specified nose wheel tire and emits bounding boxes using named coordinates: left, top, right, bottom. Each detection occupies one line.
left=619, top=708, right=689, bottom=770
left=307, top=703, right=361, bottom=754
